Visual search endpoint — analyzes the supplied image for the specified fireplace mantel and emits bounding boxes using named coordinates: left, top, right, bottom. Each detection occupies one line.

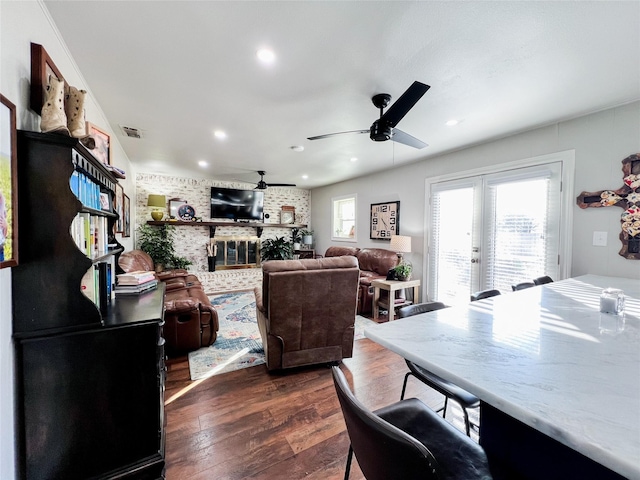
left=147, top=220, right=306, bottom=238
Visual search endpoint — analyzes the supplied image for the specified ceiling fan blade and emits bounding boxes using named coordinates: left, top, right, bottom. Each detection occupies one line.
left=380, top=81, right=430, bottom=128
left=391, top=128, right=428, bottom=149
left=307, top=130, right=369, bottom=141
left=268, top=183, right=297, bottom=187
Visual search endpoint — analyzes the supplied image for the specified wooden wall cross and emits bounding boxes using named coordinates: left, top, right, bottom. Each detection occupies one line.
left=577, top=153, right=640, bottom=259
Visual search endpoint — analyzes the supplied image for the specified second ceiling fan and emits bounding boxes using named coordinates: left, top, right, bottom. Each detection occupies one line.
left=308, top=81, right=431, bottom=149
left=253, top=170, right=296, bottom=190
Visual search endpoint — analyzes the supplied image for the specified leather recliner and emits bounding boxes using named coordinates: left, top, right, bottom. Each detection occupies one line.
left=255, top=256, right=360, bottom=371
left=118, top=250, right=218, bottom=354
left=324, top=246, right=399, bottom=315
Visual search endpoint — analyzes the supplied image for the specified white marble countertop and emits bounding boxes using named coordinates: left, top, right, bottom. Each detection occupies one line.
left=365, top=275, right=640, bottom=480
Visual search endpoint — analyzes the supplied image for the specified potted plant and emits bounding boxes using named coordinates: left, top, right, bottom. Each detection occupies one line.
left=137, top=224, right=192, bottom=271
left=393, top=262, right=413, bottom=281
left=261, top=236, right=294, bottom=261
left=301, top=229, right=314, bottom=245
left=291, top=228, right=302, bottom=251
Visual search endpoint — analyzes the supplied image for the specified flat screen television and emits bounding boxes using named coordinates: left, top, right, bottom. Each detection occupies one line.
left=210, top=187, right=264, bottom=221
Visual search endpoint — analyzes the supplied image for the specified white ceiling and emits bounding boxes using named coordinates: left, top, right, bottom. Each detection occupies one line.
left=44, top=1, right=640, bottom=189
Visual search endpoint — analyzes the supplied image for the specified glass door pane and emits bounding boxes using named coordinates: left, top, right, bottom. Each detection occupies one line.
left=482, top=163, right=562, bottom=292
left=428, top=181, right=479, bottom=305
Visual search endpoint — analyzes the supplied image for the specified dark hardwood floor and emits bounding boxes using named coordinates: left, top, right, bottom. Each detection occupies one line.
left=164, top=338, right=474, bottom=479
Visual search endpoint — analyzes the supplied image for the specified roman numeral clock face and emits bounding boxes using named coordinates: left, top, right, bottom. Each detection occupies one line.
left=370, top=201, right=400, bottom=239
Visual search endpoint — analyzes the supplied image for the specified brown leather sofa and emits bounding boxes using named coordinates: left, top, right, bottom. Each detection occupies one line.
left=255, top=256, right=360, bottom=371
left=324, top=246, right=399, bottom=315
left=118, top=250, right=218, bottom=355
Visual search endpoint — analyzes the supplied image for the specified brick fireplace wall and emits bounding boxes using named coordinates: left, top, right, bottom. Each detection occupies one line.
left=135, top=173, right=311, bottom=294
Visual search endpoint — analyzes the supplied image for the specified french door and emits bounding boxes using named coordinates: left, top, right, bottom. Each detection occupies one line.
left=427, top=160, right=566, bottom=305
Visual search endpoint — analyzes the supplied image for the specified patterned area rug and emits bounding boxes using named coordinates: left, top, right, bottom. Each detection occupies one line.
left=188, top=292, right=265, bottom=380
left=188, top=291, right=377, bottom=380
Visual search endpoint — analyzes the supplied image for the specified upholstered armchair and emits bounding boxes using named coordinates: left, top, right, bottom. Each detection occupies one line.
left=324, top=246, right=399, bottom=315
left=119, top=250, right=218, bottom=354
left=254, top=256, right=360, bottom=371
left=118, top=249, right=202, bottom=291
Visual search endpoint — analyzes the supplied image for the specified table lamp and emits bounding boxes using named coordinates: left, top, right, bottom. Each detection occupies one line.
left=147, top=194, right=166, bottom=221
left=390, top=235, right=412, bottom=262
left=390, top=235, right=412, bottom=300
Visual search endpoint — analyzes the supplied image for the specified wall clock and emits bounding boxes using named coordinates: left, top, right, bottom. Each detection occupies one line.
left=370, top=201, right=400, bottom=239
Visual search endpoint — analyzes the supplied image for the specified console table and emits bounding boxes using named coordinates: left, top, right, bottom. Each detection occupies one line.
left=371, top=278, right=421, bottom=321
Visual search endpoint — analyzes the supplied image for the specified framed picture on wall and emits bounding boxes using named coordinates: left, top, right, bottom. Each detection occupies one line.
left=30, top=42, right=65, bottom=114
left=0, top=94, right=18, bottom=268
left=168, top=198, right=188, bottom=219
left=115, top=183, right=124, bottom=233
left=123, top=194, right=131, bottom=237
left=86, top=122, right=111, bottom=165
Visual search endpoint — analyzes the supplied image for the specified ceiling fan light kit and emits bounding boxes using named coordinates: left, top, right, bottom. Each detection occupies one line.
left=308, top=81, right=431, bottom=149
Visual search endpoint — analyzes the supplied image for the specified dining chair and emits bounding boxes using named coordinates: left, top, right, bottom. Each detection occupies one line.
left=533, top=275, right=554, bottom=285
left=470, top=289, right=501, bottom=302
left=511, top=282, right=536, bottom=291
left=331, top=366, right=494, bottom=480
left=397, top=302, right=480, bottom=436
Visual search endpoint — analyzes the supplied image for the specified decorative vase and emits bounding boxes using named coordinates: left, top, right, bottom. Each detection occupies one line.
left=293, top=242, right=301, bottom=250
left=303, top=235, right=313, bottom=245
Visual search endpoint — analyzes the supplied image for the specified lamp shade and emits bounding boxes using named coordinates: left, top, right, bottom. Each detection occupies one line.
left=390, top=235, right=411, bottom=254
left=147, top=194, right=166, bottom=208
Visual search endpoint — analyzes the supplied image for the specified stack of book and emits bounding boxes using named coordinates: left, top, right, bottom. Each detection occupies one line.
left=114, top=271, right=158, bottom=295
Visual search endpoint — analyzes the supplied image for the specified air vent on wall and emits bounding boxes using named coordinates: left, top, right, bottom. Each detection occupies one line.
left=119, top=125, right=143, bottom=139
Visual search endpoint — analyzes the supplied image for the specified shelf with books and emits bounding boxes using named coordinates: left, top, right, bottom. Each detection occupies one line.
left=12, top=130, right=165, bottom=479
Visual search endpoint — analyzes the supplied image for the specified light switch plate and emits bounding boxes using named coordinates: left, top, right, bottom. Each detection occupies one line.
left=593, top=231, right=608, bottom=247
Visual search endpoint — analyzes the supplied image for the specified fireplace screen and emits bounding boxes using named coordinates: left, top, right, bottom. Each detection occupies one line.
left=214, top=236, right=260, bottom=270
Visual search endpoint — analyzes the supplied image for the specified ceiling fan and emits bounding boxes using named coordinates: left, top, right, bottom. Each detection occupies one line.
left=253, top=170, right=296, bottom=190
left=308, top=81, right=431, bottom=149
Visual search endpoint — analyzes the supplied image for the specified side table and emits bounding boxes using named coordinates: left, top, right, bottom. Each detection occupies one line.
left=371, top=279, right=421, bottom=321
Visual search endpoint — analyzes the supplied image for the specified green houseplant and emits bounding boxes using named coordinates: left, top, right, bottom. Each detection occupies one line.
left=393, top=262, right=413, bottom=281
left=300, top=229, right=314, bottom=245
left=137, top=224, right=192, bottom=271
left=291, top=228, right=302, bottom=250
left=261, top=236, right=294, bottom=261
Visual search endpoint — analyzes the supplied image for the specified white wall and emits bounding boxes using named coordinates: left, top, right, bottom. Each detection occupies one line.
left=311, top=101, right=640, bottom=285
left=0, top=2, right=136, bottom=477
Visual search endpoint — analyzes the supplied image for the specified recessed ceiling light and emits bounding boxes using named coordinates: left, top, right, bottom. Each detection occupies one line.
left=256, top=48, right=276, bottom=64
left=350, top=157, right=358, bottom=162
left=214, top=130, right=227, bottom=139
left=301, top=174, right=308, bottom=180
left=290, top=145, right=304, bottom=152
left=198, top=160, right=208, bottom=167
left=445, top=119, right=459, bottom=126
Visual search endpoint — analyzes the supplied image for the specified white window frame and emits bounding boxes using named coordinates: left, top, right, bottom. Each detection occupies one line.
left=424, top=150, right=575, bottom=301
left=331, top=193, right=358, bottom=242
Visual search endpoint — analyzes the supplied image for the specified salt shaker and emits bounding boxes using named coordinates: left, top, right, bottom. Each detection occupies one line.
left=600, top=288, right=625, bottom=315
